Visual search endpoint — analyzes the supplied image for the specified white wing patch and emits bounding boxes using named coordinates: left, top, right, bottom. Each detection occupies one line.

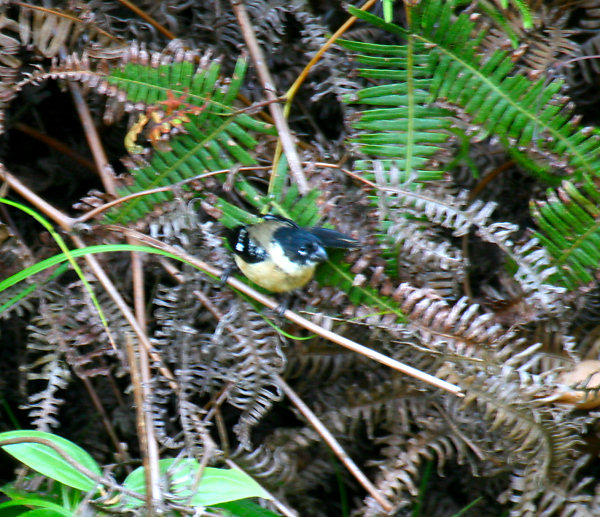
left=235, top=228, right=248, bottom=252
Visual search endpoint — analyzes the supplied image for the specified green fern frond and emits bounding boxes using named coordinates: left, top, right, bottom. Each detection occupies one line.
left=314, top=259, right=406, bottom=320
left=345, top=1, right=600, bottom=291
left=347, top=3, right=600, bottom=183
left=35, top=48, right=276, bottom=223
left=340, top=38, right=452, bottom=182
left=533, top=179, right=600, bottom=289
left=103, top=56, right=275, bottom=223
left=499, top=0, right=534, bottom=29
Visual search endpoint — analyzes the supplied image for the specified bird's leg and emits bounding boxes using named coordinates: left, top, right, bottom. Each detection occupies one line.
left=219, top=265, right=234, bottom=288
left=274, top=293, right=293, bottom=316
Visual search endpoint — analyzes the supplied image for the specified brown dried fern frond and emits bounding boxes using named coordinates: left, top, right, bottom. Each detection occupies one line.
left=0, top=1, right=123, bottom=133
left=152, top=282, right=285, bottom=451
left=392, top=283, right=504, bottom=353
left=230, top=440, right=296, bottom=486
left=471, top=0, right=576, bottom=73
left=22, top=282, right=127, bottom=431
left=572, top=0, right=600, bottom=31
left=461, top=373, right=584, bottom=483
left=361, top=420, right=473, bottom=516
left=0, top=1, right=119, bottom=60
left=284, top=338, right=366, bottom=385
left=371, top=163, right=566, bottom=315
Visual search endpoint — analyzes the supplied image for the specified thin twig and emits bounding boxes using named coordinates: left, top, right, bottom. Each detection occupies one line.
left=132, top=248, right=161, bottom=510
left=115, top=0, right=177, bottom=40
left=277, top=377, right=393, bottom=513
left=70, top=78, right=163, bottom=510
left=0, top=164, right=76, bottom=231
left=126, top=335, right=156, bottom=514
left=68, top=82, right=117, bottom=197
left=284, top=0, right=379, bottom=110
left=72, top=166, right=271, bottom=224
left=77, top=374, right=129, bottom=466
left=230, top=0, right=309, bottom=194
left=13, top=122, right=98, bottom=173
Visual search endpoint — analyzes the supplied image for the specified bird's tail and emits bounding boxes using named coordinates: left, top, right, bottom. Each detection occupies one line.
left=310, top=227, right=359, bottom=249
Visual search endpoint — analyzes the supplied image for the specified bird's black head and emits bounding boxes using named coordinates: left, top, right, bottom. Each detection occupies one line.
left=273, top=226, right=328, bottom=265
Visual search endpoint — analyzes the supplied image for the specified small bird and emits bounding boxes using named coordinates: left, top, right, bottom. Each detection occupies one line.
left=227, top=214, right=358, bottom=293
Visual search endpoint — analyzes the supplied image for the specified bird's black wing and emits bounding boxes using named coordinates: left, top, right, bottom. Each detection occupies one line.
left=226, top=225, right=267, bottom=263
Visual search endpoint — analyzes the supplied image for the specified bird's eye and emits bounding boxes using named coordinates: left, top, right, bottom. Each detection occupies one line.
left=298, top=246, right=308, bottom=256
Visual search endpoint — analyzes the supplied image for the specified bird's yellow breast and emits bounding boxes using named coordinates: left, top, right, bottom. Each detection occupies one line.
left=234, top=256, right=316, bottom=293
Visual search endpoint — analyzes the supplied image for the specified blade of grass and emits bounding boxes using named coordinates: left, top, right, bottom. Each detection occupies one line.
left=1, top=198, right=112, bottom=336
left=0, top=243, right=198, bottom=302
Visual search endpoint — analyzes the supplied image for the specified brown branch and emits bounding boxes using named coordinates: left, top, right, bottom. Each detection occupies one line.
left=78, top=375, right=130, bottom=466
left=68, top=82, right=118, bottom=197
left=13, top=122, right=98, bottom=174
left=126, top=335, right=156, bottom=513
left=131, top=244, right=161, bottom=510
left=115, top=0, right=177, bottom=40
left=72, top=166, right=271, bottom=224
left=108, top=225, right=464, bottom=398
left=277, top=376, right=394, bottom=513
left=0, top=164, right=76, bottom=231
left=230, top=0, right=309, bottom=194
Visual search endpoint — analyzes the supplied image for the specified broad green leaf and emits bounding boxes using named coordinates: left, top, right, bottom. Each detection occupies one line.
left=216, top=498, right=281, bottom=516
left=13, top=509, right=70, bottom=517
left=0, top=497, right=71, bottom=514
left=122, top=459, right=271, bottom=508
left=0, top=431, right=101, bottom=492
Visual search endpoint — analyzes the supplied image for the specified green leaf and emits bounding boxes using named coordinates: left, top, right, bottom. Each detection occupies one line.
left=216, top=499, right=281, bottom=516
left=122, top=459, right=272, bottom=508
left=0, top=263, right=68, bottom=315
left=0, top=198, right=111, bottom=343
left=0, top=496, right=71, bottom=515
left=0, top=431, right=102, bottom=492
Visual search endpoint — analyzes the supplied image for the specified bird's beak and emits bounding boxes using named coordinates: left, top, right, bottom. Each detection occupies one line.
left=310, top=246, right=328, bottom=263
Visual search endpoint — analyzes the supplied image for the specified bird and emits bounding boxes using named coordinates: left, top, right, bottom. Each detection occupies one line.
left=226, top=214, right=359, bottom=293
